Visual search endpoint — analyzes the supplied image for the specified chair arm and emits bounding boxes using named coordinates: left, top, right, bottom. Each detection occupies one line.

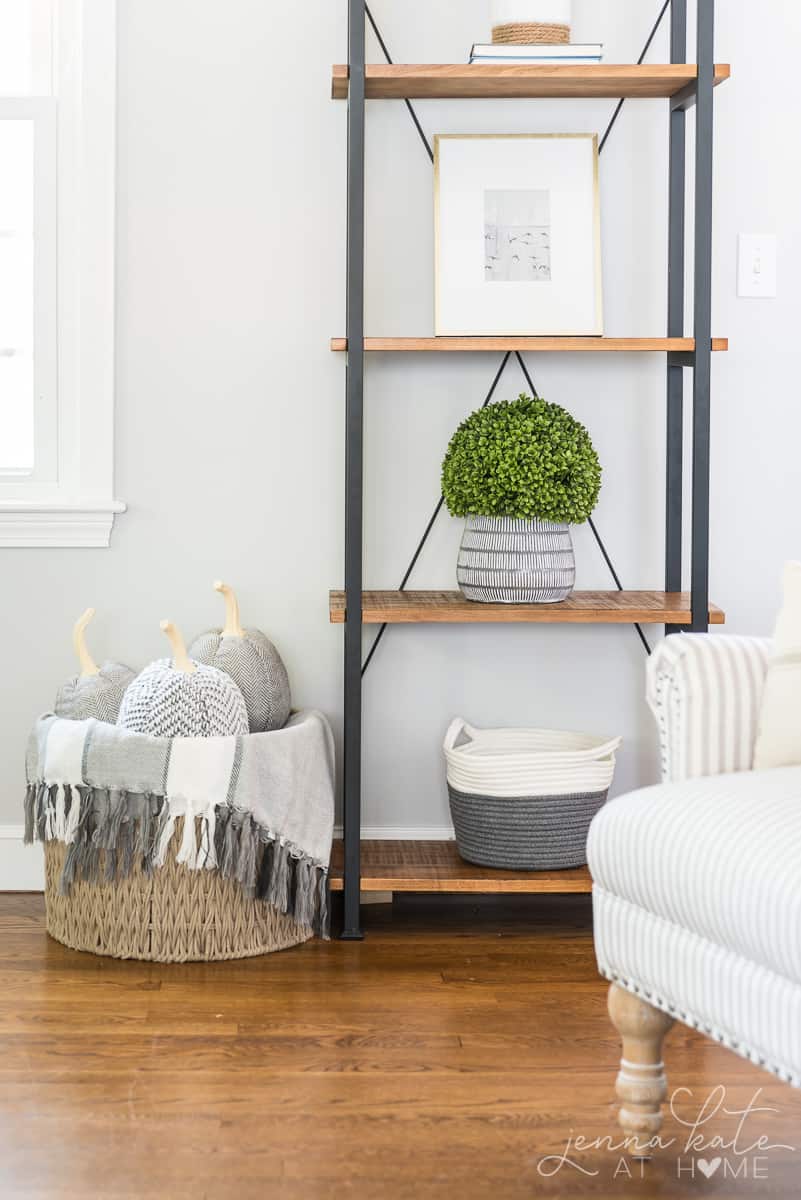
left=646, top=634, right=771, bottom=783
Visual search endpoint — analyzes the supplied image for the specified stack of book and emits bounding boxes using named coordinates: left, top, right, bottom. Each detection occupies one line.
left=469, top=42, right=603, bottom=65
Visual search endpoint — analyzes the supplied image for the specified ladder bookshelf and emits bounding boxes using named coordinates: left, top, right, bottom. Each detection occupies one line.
left=331, top=1, right=728, bottom=937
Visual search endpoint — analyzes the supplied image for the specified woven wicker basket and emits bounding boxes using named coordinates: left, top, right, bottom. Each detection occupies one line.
left=43, top=823, right=311, bottom=962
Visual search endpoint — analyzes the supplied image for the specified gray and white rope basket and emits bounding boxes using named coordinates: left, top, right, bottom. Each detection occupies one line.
left=443, top=719, right=621, bottom=870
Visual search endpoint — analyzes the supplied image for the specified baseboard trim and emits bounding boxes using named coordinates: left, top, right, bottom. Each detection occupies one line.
left=0, top=825, right=44, bottom=891
left=333, top=826, right=455, bottom=841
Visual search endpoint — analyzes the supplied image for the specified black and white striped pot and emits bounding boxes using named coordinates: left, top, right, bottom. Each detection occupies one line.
left=457, top=516, right=575, bottom=604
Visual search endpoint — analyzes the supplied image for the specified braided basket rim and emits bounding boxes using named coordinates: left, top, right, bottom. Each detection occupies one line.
left=491, top=21, right=570, bottom=45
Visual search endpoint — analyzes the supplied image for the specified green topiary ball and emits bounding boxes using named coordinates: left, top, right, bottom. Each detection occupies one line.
left=441, top=394, right=602, bottom=524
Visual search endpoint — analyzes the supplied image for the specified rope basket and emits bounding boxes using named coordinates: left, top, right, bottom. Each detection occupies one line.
left=492, top=21, right=570, bottom=44
left=447, top=785, right=608, bottom=870
left=443, top=719, right=621, bottom=870
left=44, top=821, right=311, bottom=962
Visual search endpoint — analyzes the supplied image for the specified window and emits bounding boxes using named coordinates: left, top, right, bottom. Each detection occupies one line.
left=0, top=102, right=56, bottom=480
left=0, top=1, right=123, bottom=547
left=0, top=117, right=36, bottom=474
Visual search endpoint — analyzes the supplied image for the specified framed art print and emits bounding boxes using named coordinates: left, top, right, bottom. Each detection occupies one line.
left=434, top=133, right=602, bottom=336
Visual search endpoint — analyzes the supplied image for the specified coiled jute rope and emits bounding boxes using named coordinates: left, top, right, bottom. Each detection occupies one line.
left=492, top=21, right=570, bottom=44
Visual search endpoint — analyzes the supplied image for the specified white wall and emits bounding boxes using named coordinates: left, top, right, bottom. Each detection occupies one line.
left=1, top=1, right=800, bottom=849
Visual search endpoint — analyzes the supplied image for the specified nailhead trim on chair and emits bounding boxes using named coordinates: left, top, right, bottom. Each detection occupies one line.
left=600, top=967, right=799, bottom=1089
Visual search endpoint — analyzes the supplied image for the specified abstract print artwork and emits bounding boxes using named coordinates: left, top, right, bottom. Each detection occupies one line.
left=484, top=189, right=551, bottom=283
left=435, top=133, right=602, bottom=335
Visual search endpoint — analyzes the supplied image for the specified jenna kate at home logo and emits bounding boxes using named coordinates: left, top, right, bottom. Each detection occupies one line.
left=536, top=1086, right=797, bottom=1181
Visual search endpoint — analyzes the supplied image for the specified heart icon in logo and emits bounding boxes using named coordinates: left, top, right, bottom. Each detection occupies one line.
left=697, top=1158, right=723, bottom=1179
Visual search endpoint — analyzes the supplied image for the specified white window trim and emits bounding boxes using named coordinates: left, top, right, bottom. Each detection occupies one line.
left=0, top=0, right=125, bottom=548
left=0, top=95, right=57, bottom=482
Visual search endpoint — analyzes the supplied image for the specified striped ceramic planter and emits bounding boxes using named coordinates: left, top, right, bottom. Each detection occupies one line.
left=457, top=515, right=575, bottom=603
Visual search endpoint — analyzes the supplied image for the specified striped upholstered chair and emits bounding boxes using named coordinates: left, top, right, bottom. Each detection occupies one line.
left=587, top=633, right=801, bottom=1151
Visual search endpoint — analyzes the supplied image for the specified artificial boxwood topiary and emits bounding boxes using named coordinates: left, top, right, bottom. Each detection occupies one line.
left=441, top=394, right=602, bottom=524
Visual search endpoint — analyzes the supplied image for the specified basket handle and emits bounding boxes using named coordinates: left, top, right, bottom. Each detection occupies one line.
left=591, top=735, right=623, bottom=760
left=443, top=717, right=474, bottom=752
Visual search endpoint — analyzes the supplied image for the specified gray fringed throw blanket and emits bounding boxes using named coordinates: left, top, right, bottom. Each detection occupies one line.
left=24, top=709, right=334, bottom=938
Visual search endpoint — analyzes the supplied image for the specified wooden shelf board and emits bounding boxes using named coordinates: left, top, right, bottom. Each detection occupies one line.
left=331, top=64, right=731, bottom=101
left=329, top=590, right=725, bottom=626
left=329, top=839, right=593, bottom=894
left=331, top=336, right=728, bottom=353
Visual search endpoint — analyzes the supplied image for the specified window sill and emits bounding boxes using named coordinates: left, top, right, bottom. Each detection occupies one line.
left=0, top=500, right=126, bottom=547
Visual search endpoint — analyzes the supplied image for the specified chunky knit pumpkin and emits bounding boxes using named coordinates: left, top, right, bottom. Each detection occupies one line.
left=55, top=609, right=135, bottom=724
left=117, top=620, right=248, bottom=739
left=189, top=582, right=291, bottom=733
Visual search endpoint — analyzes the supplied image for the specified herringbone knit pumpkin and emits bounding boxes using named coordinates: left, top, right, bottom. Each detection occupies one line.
left=118, top=620, right=248, bottom=738
left=55, top=609, right=135, bottom=724
left=189, top=582, right=291, bottom=733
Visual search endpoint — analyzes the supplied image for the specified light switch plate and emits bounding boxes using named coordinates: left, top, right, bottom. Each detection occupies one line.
left=738, top=234, right=777, bottom=298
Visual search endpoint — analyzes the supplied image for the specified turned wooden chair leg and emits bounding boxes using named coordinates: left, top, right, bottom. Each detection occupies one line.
left=608, top=983, right=675, bottom=1156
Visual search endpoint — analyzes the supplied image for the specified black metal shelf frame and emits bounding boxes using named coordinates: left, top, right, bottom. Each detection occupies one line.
left=340, top=0, right=717, bottom=938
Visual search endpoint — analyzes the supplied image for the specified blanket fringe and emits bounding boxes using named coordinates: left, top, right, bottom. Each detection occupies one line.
left=54, top=784, right=67, bottom=842
left=25, top=783, right=330, bottom=938
left=23, top=784, right=36, bottom=844
left=175, top=802, right=197, bottom=868
left=64, top=785, right=81, bottom=844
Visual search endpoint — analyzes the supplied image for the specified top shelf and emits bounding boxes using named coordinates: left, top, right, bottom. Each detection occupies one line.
left=331, top=64, right=731, bottom=101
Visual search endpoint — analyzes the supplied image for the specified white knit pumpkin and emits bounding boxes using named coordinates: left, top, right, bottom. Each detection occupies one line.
left=55, top=609, right=135, bottom=724
left=117, top=621, right=248, bottom=739
left=188, top=582, right=291, bottom=733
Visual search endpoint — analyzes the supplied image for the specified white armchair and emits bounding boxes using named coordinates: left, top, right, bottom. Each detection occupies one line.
left=588, top=634, right=801, bottom=1151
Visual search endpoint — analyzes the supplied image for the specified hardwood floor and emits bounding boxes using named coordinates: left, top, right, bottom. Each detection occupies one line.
left=0, top=892, right=798, bottom=1199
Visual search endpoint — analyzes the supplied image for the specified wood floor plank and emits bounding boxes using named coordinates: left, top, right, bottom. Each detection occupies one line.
left=0, top=893, right=798, bottom=1199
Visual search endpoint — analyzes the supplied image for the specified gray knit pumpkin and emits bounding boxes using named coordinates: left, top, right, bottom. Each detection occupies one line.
left=56, top=663, right=135, bottom=724
left=188, top=582, right=291, bottom=733
left=54, top=609, right=135, bottom=724
left=117, top=621, right=249, bottom=739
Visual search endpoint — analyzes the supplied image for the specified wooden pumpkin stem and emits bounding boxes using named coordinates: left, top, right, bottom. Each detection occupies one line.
left=214, top=580, right=245, bottom=638
left=160, top=620, right=197, bottom=674
left=73, top=608, right=100, bottom=678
